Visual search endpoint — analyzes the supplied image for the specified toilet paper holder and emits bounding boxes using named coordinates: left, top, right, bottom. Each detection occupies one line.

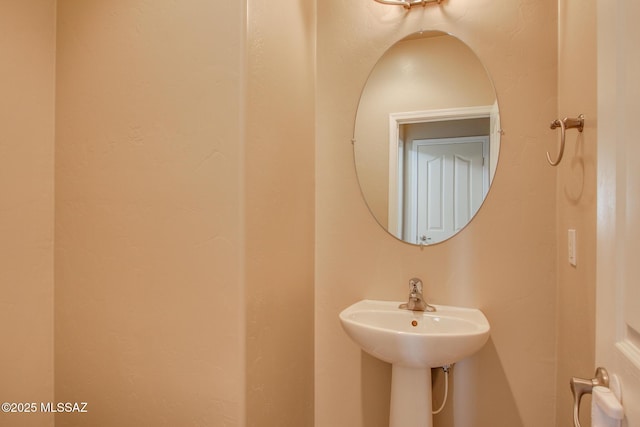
left=570, top=367, right=609, bottom=427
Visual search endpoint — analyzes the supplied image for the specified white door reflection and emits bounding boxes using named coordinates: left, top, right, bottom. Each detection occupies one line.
left=406, top=136, right=489, bottom=244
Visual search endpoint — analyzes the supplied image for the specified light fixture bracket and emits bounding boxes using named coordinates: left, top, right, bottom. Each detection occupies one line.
left=373, top=0, right=441, bottom=9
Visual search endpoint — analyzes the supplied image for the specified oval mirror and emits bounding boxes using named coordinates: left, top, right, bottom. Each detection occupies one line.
left=353, top=31, right=500, bottom=245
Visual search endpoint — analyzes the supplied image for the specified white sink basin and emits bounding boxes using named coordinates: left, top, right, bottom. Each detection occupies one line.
left=339, top=299, right=490, bottom=368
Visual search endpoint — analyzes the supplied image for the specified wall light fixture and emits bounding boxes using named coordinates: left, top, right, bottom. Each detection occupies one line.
left=373, top=0, right=441, bottom=9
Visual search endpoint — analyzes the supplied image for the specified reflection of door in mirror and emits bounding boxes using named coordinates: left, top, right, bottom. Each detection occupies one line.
left=405, top=136, right=489, bottom=244
left=387, top=112, right=492, bottom=243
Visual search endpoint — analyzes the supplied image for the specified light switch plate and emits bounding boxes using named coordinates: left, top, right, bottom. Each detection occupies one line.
left=568, top=229, right=577, bottom=266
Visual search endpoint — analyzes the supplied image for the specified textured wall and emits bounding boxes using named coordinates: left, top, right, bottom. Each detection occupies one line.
left=55, top=1, right=245, bottom=425
left=0, top=2, right=56, bottom=426
left=316, top=1, right=559, bottom=426
left=245, top=0, right=315, bottom=425
left=555, top=0, right=597, bottom=425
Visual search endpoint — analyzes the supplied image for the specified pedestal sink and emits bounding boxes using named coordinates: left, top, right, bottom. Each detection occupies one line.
left=339, top=299, right=490, bottom=427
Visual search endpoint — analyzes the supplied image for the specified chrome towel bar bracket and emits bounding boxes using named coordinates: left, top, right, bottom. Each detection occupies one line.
left=547, top=114, right=585, bottom=166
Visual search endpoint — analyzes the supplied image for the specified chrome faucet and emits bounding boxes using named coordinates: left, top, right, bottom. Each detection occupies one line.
left=399, top=278, right=436, bottom=312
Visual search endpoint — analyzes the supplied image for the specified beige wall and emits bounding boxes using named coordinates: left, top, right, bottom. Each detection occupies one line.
left=55, top=1, right=245, bottom=425
left=0, top=2, right=56, bottom=427
left=245, top=0, right=315, bottom=426
left=54, top=1, right=314, bottom=426
left=317, top=1, right=559, bottom=426
left=555, top=0, right=597, bottom=425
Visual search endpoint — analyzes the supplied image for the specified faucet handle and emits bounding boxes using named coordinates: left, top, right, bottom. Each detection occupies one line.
left=409, top=278, right=423, bottom=294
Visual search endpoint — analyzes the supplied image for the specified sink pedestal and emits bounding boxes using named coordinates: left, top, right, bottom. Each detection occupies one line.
left=390, top=365, right=433, bottom=427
